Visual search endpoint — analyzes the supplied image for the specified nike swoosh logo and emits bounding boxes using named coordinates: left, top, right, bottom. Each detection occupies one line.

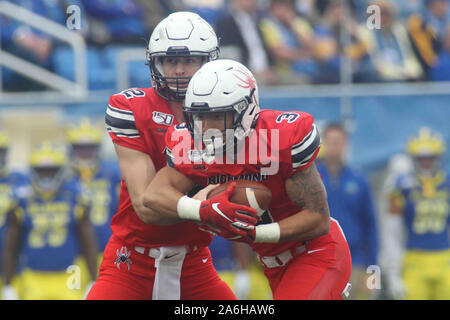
left=212, top=203, right=232, bottom=222
left=165, top=253, right=180, bottom=259
left=202, top=258, right=209, bottom=263
left=307, top=248, right=325, bottom=254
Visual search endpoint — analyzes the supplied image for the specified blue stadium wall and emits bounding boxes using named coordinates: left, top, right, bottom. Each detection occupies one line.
left=61, top=91, right=450, bottom=173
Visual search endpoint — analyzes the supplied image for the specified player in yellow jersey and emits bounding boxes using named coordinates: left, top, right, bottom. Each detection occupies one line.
left=0, top=131, right=29, bottom=299
left=384, top=127, right=450, bottom=300
left=66, top=119, right=121, bottom=292
left=2, top=142, right=99, bottom=300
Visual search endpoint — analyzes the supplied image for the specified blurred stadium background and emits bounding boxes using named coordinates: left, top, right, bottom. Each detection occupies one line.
left=0, top=0, right=449, bottom=300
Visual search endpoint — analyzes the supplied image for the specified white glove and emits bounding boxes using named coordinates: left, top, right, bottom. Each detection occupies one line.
left=386, top=273, right=406, bottom=300
left=2, top=285, right=19, bottom=300
left=234, top=270, right=251, bottom=300
left=82, top=281, right=95, bottom=300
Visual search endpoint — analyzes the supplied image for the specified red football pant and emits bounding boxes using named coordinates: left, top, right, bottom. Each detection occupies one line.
left=264, top=220, right=352, bottom=300
left=87, top=236, right=236, bottom=300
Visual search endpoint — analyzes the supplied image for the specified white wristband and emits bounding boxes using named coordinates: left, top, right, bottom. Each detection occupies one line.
left=254, top=223, right=280, bottom=243
left=177, top=195, right=202, bottom=221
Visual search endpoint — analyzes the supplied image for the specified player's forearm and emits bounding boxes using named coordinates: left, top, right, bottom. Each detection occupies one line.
left=278, top=209, right=330, bottom=243
left=133, top=195, right=180, bottom=225
left=114, top=144, right=178, bottom=225
left=282, top=163, right=331, bottom=242
left=142, top=166, right=198, bottom=224
left=142, top=186, right=187, bottom=223
left=76, top=215, right=99, bottom=281
left=122, top=174, right=180, bottom=225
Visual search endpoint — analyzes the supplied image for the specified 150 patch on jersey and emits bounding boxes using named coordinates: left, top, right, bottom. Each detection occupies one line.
left=152, top=111, right=174, bottom=126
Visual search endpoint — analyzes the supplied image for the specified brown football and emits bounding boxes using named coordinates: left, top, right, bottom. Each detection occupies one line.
left=206, top=180, right=272, bottom=217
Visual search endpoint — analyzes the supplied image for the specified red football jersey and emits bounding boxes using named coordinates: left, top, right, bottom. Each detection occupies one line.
left=105, top=88, right=213, bottom=248
left=166, top=109, right=325, bottom=257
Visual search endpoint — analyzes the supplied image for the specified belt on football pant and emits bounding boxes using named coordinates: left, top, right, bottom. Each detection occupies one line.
left=134, top=245, right=202, bottom=300
left=258, top=244, right=306, bottom=269
left=134, top=244, right=201, bottom=259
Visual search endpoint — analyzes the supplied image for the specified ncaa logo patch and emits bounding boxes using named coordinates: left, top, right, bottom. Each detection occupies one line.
left=114, top=246, right=132, bottom=271
left=152, top=111, right=174, bottom=126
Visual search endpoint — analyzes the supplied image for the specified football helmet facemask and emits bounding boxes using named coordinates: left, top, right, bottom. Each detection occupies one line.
left=147, top=12, right=219, bottom=101
left=29, top=142, right=67, bottom=197
left=407, top=127, right=446, bottom=177
left=66, top=118, right=102, bottom=181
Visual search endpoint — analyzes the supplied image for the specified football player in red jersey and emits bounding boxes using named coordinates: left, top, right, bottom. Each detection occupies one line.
left=87, top=12, right=238, bottom=300
left=144, top=59, right=352, bottom=300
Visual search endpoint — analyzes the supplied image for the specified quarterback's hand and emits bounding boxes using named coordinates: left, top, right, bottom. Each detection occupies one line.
left=232, top=227, right=256, bottom=244
left=199, top=182, right=258, bottom=236
left=199, top=223, right=256, bottom=244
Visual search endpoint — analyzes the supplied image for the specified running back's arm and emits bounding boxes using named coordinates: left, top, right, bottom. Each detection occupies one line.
left=281, top=162, right=330, bottom=242
left=143, top=165, right=197, bottom=219
left=114, top=143, right=179, bottom=225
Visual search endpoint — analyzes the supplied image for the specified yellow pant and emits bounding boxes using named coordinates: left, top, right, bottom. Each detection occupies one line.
left=17, top=268, right=84, bottom=300
left=403, top=249, right=450, bottom=300
left=73, top=254, right=101, bottom=292
left=219, top=262, right=272, bottom=300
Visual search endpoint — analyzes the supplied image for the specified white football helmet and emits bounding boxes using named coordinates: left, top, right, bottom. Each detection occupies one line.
left=147, top=12, right=219, bottom=101
left=183, top=59, right=260, bottom=156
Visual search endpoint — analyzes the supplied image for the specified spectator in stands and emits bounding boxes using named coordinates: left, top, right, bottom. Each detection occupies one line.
left=259, top=0, right=318, bottom=84
left=180, top=0, right=226, bottom=26
left=316, top=123, right=379, bottom=300
left=407, top=0, right=450, bottom=79
left=0, top=0, right=66, bottom=91
left=430, top=24, right=450, bottom=80
left=214, top=0, right=278, bottom=85
left=312, top=0, right=358, bottom=23
left=312, top=0, right=356, bottom=83
left=135, top=0, right=176, bottom=33
left=423, top=0, right=449, bottom=40
left=350, top=0, right=424, bottom=82
left=294, top=0, right=320, bottom=23
left=81, top=0, right=148, bottom=46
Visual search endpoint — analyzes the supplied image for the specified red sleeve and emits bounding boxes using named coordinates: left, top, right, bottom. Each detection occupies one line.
left=105, top=94, right=147, bottom=154
left=279, top=112, right=321, bottom=176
